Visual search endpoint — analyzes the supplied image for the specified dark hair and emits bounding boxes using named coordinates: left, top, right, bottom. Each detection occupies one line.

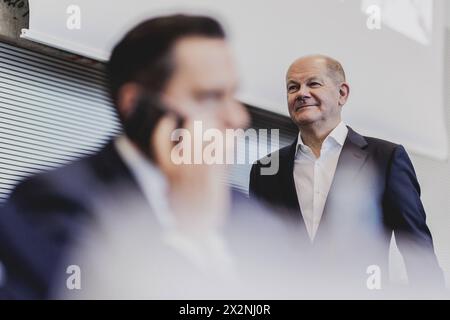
left=107, top=14, right=226, bottom=120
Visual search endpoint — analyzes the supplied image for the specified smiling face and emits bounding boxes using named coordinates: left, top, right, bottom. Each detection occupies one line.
left=286, top=56, right=349, bottom=130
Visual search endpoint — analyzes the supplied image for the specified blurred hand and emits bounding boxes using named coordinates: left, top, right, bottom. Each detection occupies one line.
left=151, top=109, right=230, bottom=237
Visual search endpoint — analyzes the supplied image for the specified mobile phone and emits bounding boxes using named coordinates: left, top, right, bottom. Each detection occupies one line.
left=123, top=94, right=183, bottom=160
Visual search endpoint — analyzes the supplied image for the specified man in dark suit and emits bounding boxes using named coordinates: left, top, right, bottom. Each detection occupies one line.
left=249, top=55, right=443, bottom=290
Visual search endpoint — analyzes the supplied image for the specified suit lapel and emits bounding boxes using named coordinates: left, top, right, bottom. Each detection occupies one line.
left=278, top=138, right=313, bottom=241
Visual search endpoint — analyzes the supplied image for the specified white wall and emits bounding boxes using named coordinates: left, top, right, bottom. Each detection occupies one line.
left=22, top=0, right=448, bottom=160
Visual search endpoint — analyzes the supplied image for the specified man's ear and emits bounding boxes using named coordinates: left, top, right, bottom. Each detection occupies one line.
left=116, top=83, right=143, bottom=119
left=338, top=82, right=350, bottom=106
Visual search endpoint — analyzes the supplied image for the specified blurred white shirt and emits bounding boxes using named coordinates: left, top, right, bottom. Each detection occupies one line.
left=114, top=135, right=233, bottom=274
left=294, top=122, right=348, bottom=242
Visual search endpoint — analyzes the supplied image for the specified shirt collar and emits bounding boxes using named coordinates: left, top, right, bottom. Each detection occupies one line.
left=296, top=121, right=348, bottom=155
left=114, top=135, right=173, bottom=227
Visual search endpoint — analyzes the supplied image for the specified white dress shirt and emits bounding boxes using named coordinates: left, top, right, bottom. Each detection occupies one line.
left=293, top=122, right=348, bottom=242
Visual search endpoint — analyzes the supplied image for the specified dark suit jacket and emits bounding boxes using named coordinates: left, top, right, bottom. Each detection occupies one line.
left=249, top=126, right=443, bottom=288
left=0, top=141, right=303, bottom=299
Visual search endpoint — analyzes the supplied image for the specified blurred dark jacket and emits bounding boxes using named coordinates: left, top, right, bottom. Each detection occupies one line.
left=249, top=126, right=444, bottom=289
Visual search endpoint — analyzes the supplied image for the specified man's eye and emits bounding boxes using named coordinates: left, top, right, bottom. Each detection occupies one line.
left=309, top=82, right=321, bottom=87
left=287, top=86, right=298, bottom=92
